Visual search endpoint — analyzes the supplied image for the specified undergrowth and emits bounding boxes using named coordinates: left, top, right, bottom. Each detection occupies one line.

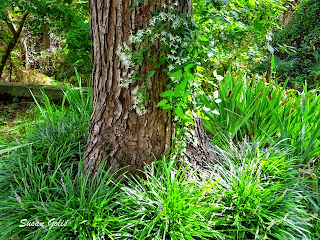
left=0, top=76, right=319, bottom=239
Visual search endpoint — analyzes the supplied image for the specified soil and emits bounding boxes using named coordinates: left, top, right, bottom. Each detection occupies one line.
left=0, top=99, right=36, bottom=142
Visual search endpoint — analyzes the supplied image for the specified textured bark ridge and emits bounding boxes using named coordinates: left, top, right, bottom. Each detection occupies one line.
left=84, top=0, right=216, bottom=176
left=185, top=118, right=218, bottom=170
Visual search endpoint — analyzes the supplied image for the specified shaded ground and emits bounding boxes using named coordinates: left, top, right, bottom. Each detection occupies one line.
left=0, top=100, right=36, bottom=142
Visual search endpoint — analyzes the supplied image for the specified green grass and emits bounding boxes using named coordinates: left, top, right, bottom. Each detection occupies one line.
left=0, top=143, right=316, bottom=239
left=0, top=102, right=37, bottom=143
left=0, top=74, right=319, bottom=239
left=201, top=72, right=320, bottom=164
left=210, top=143, right=314, bottom=239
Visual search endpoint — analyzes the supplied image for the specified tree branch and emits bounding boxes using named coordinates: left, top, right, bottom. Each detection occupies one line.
left=0, top=11, right=29, bottom=78
left=15, top=12, right=30, bottom=38
left=5, top=12, right=17, bottom=35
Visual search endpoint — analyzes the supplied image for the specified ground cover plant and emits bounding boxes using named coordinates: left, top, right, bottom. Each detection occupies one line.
left=201, top=72, right=320, bottom=163
left=0, top=77, right=319, bottom=239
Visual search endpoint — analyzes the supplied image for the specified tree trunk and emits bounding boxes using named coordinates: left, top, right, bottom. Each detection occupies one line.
left=84, top=0, right=216, bottom=176
left=0, top=12, right=29, bottom=78
left=20, top=32, right=29, bottom=68
left=283, top=0, right=301, bottom=28
left=44, top=27, right=51, bottom=50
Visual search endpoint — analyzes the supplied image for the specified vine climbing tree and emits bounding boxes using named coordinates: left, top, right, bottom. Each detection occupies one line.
left=84, top=0, right=218, bottom=176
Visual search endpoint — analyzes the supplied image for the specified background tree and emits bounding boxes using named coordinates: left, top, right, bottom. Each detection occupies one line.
left=0, top=0, right=91, bottom=82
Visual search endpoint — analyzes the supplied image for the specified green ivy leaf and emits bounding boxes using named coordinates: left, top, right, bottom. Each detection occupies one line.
left=156, top=99, right=167, bottom=107
left=184, top=72, right=194, bottom=80
left=160, top=90, right=174, bottom=97
left=198, top=36, right=209, bottom=41
left=174, top=107, right=185, bottom=118
left=160, top=90, right=180, bottom=98
left=169, top=70, right=182, bottom=79
left=146, top=70, right=156, bottom=78
left=184, top=63, right=196, bottom=72
left=163, top=104, right=171, bottom=110
left=176, top=78, right=188, bottom=92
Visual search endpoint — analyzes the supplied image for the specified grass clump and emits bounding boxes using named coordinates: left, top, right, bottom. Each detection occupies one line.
left=210, top=142, right=314, bottom=239
left=118, top=159, right=225, bottom=239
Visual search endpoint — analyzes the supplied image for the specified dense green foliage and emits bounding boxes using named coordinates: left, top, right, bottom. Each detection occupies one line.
left=274, top=0, right=320, bottom=87
left=0, top=98, right=316, bottom=239
left=194, top=0, right=284, bottom=74
left=201, top=73, right=320, bottom=162
left=0, top=74, right=319, bottom=239
left=0, top=0, right=91, bottom=84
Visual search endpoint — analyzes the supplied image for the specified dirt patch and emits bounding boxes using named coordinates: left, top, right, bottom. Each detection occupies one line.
left=0, top=100, right=36, bottom=142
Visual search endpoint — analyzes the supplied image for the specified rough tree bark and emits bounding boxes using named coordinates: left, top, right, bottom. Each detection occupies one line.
left=20, top=32, right=29, bottom=68
left=44, top=27, right=51, bottom=50
left=0, top=12, right=29, bottom=78
left=84, top=0, right=216, bottom=176
left=282, top=0, right=301, bottom=28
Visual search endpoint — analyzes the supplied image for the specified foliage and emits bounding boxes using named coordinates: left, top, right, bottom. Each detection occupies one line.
left=0, top=0, right=76, bottom=32
left=38, top=2, right=92, bottom=84
left=0, top=0, right=319, bottom=239
left=0, top=0, right=91, bottom=84
left=210, top=142, right=314, bottom=239
left=117, top=3, right=197, bottom=117
left=61, top=21, right=92, bottom=83
left=193, top=0, right=285, bottom=75
left=200, top=72, right=320, bottom=163
left=0, top=153, right=123, bottom=240
left=1, top=138, right=316, bottom=239
left=273, top=0, right=320, bottom=88
left=118, top=159, right=224, bottom=239
left=0, top=72, right=318, bottom=239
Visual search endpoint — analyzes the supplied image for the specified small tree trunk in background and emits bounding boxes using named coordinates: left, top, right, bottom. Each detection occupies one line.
left=20, top=32, right=29, bottom=68
left=44, top=27, right=51, bottom=50
left=0, top=12, right=29, bottom=78
left=283, top=0, right=301, bottom=28
left=8, top=57, right=13, bottom=82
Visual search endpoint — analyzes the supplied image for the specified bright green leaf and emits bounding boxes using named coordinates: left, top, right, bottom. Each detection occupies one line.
left=174, top=107, right=185, bottom=118
left=169, top=70, right=183, bottom=79
left=184, top=63, right=196, bottom=72
left=270, top=55, right=275, bottom=76
left=156, top=99, right=167, bottom=107
left=146, top=70, right=156, bottom=78
left=249, top=0, right=255, bottom=6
